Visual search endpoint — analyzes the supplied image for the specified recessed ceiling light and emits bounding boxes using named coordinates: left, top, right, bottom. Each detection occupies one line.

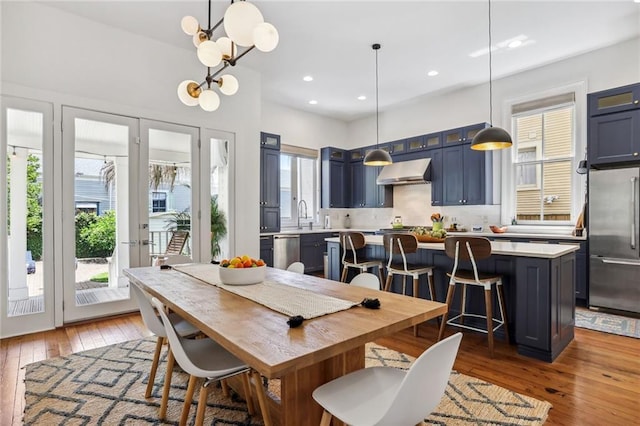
left=357, top=95, right=367, bottom=101
left=309, top=100, right=318, bottom=105
left=427, top=70, right=439, bottom=77
left=303, top=75, right=313, bottom=82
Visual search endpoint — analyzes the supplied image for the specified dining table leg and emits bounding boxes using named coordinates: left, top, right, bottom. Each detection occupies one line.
left=278, top=345, right=365, bottom=426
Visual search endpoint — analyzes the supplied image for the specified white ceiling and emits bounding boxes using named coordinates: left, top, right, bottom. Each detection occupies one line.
left=44, top=1, right=640, bottom=121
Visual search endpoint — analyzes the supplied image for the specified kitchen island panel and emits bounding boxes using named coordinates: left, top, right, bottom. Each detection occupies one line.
left=326, top=237, right=577, bottom=362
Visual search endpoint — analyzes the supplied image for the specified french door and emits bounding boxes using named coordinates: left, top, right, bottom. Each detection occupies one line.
left=61, top=107, right=142, bottom=322
left=1, top=97, right=55, bottom=337
left=62, top=109, right=201, bottom=322
left=1, top=102, right=208, bottom=334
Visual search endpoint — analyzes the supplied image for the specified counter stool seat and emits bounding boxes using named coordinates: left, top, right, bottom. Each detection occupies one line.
left=339, top=232, right=384, bottom=287
left=437, top=236, right=509, bottom=358
left=382, top=233, right=437, bottom=337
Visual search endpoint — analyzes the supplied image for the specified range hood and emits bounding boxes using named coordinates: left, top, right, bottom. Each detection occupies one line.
left=376, top=158, right=431, bottom=185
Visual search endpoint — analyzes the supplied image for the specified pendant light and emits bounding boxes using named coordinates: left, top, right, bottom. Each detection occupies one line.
left=363, top=43, right=393, bottom=166
left=470, top=0, right=512, bottom=151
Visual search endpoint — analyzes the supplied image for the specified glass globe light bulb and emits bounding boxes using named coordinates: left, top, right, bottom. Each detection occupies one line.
left=177, top=80, right=200, bottom=106
left=199, top=89, right=220, bottom=112
left=197, top=40, right=222, bottom=67
left=218, top=74, right=239, bottom=96
left=253, top=22, right=279, bottom=52
left=216, top=37, right=237, bottom=60
left=181, top=16, right=199, bottom=36
left=224, top=1, right=264, bottom=47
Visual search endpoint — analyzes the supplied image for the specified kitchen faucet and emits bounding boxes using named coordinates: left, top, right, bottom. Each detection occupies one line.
left=297, top=199, right=308, bottom=229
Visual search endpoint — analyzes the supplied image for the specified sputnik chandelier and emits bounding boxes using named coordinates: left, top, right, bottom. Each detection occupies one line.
left=177, top=0, right=279, bottom=112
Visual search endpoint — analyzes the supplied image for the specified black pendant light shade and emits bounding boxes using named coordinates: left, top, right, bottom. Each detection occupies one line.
left=470, top=126, right=513, bottom=150
left=472, top=0, right=512, bottom=151
left=364, top=43, right=392, bottom=166
left=363, top=148, right=393, bottom=166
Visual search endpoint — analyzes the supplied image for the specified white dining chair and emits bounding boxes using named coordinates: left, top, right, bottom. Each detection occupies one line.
left=131, top=283, right=200, bottom=418
left=151, top=297, right=271, bottom=426
left=312, top=332, right=462, bottom=426
left=349, top=272, right=380, bottom=290
left=286, top=261, right=305, bottom=274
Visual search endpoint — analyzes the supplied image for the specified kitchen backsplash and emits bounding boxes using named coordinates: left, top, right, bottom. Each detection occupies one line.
left=320, top=184, right=501, bottom=230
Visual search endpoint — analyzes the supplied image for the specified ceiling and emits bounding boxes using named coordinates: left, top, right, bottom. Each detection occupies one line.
left=43, top=1, right=640, bottom=121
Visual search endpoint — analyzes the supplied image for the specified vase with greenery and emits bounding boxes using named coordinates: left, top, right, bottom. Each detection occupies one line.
left=210, top=195, right=227, bottom=261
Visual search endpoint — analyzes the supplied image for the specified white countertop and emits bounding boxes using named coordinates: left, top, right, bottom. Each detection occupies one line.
left=447, top=230, right=586, bottom=241
left=325, top=235, right=580, bottom=259
left=261, top=228, right=377, bottom=236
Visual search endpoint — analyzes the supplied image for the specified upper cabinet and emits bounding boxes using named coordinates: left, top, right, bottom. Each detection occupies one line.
left=442, top=123, right=489, bottom=147
left=260, top=132, right=280, bottom=233
left=321, top=147, right=348, bottom=208
left=260, top=131, right=281, bottom=150
left=442, top=143, right=492, bottom=206
left=588, top=83, right=640, bottom=166
left=349, top=161, right=392, bottom=208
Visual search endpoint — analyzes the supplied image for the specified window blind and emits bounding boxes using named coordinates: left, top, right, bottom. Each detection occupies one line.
left=280, top=144, right=317, bottom=159
left=512, top=92, right=575, bottom=115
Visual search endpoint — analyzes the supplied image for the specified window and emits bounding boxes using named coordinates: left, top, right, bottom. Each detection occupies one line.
left=511, top=96, right=575, bottom=223
left=151, top=191, right=167, bottom=212
left=279, top=145, right=318, bottom=228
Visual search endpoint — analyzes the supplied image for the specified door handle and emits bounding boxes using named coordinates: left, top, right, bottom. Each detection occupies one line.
left=632, top=177, right=637, bottom=250
left=121, top=240, right=138, bottom=246
left=602, top=258, right=640, bottom=266
left=141, top=240, right=150, bottom=246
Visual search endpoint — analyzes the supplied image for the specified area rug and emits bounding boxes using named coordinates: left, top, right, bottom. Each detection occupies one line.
left=24, top=338, right=552, bottom=425
left=575, top=307, right=640, bottom=338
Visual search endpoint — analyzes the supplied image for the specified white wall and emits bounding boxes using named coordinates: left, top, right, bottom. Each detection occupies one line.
left=346, top=37, right=640, bottom=147
left=1, top=1, right=262, bottom=258
left=261, top=101, right=348, bottom=149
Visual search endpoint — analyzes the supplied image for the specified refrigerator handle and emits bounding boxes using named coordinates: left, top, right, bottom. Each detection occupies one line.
left=632, top=177, right=637, bottom=250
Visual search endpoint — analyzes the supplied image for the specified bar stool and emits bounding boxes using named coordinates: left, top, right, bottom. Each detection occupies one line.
left=382, top=233, right=437, bottom=336
left=437, top=236, right=509, bottom=357
left=339, top=232, right=384, bottom=286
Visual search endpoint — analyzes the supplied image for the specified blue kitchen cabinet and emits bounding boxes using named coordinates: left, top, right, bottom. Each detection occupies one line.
left=350, top=161, right=365, bottom=208
left=426, top=148, right=443, bottom=206
left=260, top=133, right=280, bottom=233
left=301, top=232, right=338, bottom=273
left=406, top=132, right=442, bottom=153
left=588, top=83, right=640, bottom=166
left=321, top=147, right=348, bottom=208
left=442, top=143, right=492, bottom=206
left=442, top=123, right=489, bottom=147
left=260, top=131, right=281, bottom=150
left=259, top=235, right=274, bottom=267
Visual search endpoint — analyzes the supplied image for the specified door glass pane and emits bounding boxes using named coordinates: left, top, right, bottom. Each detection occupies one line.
left=210, top=137, right=230, bottom=261
left=6, top=109, right=44, bottom=316
left=74, top=118, right=129, bottom=305
left=148, top=128, right=192, bottom=264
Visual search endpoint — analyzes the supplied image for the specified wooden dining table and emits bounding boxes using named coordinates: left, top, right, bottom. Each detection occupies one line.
left=123, top=265, right=447, bottom=426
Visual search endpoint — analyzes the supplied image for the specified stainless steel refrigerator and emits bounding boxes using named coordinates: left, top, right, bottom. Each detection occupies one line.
left=589, top=167, right=640, bottom=314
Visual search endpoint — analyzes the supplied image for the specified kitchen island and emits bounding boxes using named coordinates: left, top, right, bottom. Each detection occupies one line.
left=326, top=236, right=580, bottom=362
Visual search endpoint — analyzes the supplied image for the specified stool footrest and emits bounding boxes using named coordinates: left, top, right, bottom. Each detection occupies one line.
left=446, top=313, right=505, bottom=334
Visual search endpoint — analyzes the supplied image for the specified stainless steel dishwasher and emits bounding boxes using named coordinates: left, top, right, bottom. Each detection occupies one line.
left=273, top=234, right=300, bottom=270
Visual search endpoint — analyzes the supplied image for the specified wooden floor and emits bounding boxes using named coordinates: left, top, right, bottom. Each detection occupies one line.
left=1, top=314, right=638, bottom=425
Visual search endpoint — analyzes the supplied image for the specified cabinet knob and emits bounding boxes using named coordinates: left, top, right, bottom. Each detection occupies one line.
left=634, top=100, right=639, bottom=104
left=634, top=152, right=639, bottom=156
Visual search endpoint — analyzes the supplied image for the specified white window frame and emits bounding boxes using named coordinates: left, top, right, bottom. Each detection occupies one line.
left=501, top=81, right=587, bottom=226
left=280, top=150, right=318, bottom=229
left=515, top=141, right=542, bottom=191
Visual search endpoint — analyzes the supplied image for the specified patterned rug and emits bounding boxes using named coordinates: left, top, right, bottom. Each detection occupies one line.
left=24, top=338, right=552, bottom=425
left=575, top=307, right=640, bottom=338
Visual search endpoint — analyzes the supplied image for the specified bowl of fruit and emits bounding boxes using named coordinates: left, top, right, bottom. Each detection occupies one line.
left=218, top=255, right=266, bottom=285
left=411, top=226, right=447, bottom=243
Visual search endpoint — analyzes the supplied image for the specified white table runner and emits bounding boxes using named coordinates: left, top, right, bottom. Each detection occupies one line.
left=172, top=264, right=358, bottom=319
